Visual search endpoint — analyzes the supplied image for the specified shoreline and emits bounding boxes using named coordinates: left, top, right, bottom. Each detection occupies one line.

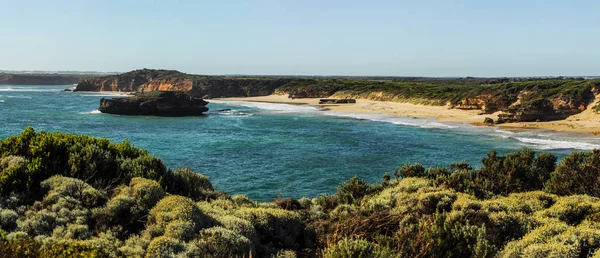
left=215, top=95, right=600, bottom=136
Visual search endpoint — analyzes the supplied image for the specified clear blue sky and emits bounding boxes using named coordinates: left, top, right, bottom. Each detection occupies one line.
left=1, top=0, right=599, bottom=76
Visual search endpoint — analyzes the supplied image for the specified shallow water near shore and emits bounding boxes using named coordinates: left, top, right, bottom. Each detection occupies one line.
left=2, top=85, right=600, bottom=201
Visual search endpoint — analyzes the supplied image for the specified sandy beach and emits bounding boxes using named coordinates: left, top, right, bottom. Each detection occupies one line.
left=216, top=95, right=600, bottom=136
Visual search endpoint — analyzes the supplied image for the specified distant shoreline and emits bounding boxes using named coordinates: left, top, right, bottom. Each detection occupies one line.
left=215, top=95, right=600, bottom=136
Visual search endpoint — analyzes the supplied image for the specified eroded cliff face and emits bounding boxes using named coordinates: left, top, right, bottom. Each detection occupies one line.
left=142, top=79, right=194, bottom=92
left=75, top=69, right=286, bottom=98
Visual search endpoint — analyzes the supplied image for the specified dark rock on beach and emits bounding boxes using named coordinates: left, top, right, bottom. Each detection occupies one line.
left=99, top=91, right=209, bottom=116
left=318, top=98, right=356, bottom=104
left=483, top=117, right=494, bottom=125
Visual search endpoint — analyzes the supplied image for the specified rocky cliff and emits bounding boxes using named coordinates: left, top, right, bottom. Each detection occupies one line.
left=76, top=69, right=296, bottom=98
left=99, top=91, right=209, bottom=116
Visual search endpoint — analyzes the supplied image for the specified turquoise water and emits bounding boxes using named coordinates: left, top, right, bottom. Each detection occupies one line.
left=2, top=85, right=600, bottom=201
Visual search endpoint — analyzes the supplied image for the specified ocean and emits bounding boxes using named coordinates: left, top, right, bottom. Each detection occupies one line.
left=2, top=85, right=600, bottom=201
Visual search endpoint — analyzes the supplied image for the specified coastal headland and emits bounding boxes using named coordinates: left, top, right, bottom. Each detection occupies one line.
left=73, top=69, right=600, bottom=135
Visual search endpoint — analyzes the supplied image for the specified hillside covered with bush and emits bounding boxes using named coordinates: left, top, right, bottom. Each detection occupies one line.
left=3, top=129, right=600, bottom=257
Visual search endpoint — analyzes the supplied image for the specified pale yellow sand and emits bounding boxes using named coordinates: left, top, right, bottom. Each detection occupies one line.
left=215, top=95, right=600, bottom=135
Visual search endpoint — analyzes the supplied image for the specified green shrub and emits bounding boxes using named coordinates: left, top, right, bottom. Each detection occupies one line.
left=0, top=128, right=167, bottom=198
left=273, top=250, right=297, bottom=258
left=429, top=149, right=556, bottom=198
left=162, top=168, right=215, bottom=201
left=535, top=195, right=600, bottom=225
left=83, top=231, right=122, bottom=258
left=395, top=163, right=426, bottom=178
left=545, top=150, right=600, bottom=197
left=274, top=198, right=302, bottom=211
left=67, top=143, right=118, bottom=188
left=186, top=226, right=253, bottom=258
left=313, top=194, right=338, bottom=211
left=0, top=236, right=107, bottom=258
left=147, top=195, right=213, bottom=239
left=214, top=215, right=258, bottom=242
left=498, top=220, right=600, bottom=258
left=41, top=175, right=104, bottom=208
left=119, top=234, right=149, bottom=258
left=234, top=207, right=312, bottom=256
left=232, top=194, right=255, bottom=207
left=118, top=155, right=166, bottom=183
left=0, top=156, right=27, bottom=195
left=0, top=209, right=18, bottom=231
left=93, top=177, right=165, bottom=236
left=144, top=236, right=185, bottom=258
left=477, top=149, right=556, bottom=196
left=336, top=176, right=369, bottom=205
left=322, top=237, right=393, bottom=258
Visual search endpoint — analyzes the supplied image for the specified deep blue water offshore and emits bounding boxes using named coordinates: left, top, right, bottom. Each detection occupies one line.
left=2, top=85, right=600, bottom=201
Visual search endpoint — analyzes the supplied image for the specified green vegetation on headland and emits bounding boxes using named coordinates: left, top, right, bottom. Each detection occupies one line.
left=76, top=69, right=600, bottom=123
left=3, top=129, right=600, bottom=257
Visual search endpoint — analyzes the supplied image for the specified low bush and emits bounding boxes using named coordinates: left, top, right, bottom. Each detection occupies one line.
left=322, top=237, right=393, bottom=258
left=336, top=176, right=369, bottom=205
left=3, top=129, right=600, bottom=257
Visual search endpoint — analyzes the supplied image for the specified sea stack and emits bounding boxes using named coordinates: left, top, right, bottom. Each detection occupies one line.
left=99, top=91, right=209, bottom=116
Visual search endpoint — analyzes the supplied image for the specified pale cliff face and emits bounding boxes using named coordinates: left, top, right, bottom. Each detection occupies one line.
left=78, top=78, right=193, bottom=93
left=141, top=80, right=194, bottom=92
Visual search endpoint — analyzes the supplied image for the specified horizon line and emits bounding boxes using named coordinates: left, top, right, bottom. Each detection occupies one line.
left=1, top=69, right=598, bottom=79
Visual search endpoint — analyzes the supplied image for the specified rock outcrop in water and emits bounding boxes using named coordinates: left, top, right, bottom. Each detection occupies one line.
left=99, top=91, right=208, bottom=116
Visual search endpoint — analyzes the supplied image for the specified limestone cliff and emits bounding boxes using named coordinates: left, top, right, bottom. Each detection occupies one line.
left=76, top=69, right=292, bottom=98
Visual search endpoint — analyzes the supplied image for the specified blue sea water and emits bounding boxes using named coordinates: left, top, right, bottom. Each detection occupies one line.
left=2, top=85, right=600, bottom=201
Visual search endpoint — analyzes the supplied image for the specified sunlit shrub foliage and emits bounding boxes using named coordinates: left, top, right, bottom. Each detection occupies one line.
left=3, top=129, right=600, bottom=257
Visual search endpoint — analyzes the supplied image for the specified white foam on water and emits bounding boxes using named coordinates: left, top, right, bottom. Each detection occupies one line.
left=209, top=100, right=319, bottom=113
left=0, top=87, right=60, bottom=92
left=322, top=110, right=600, bottom=151
left=7, top=95, right=32, bottom=99
left=210, top=100, right=600, bottom=151
left=208, top=109, right=254, bottom=118
left=0, top=100, right=4, bottom=103
left=322, top=111, right=460, bottom=129
left=512, top=137, right=600, bottom=150
left=79, top=110, right=102, bottom=114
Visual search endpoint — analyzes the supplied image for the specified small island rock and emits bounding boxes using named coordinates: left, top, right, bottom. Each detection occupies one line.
left=99, top=91, right=208, bottom=116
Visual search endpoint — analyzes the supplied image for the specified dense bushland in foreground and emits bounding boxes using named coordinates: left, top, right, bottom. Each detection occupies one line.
left=2, top=129, right=600, bottom=257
